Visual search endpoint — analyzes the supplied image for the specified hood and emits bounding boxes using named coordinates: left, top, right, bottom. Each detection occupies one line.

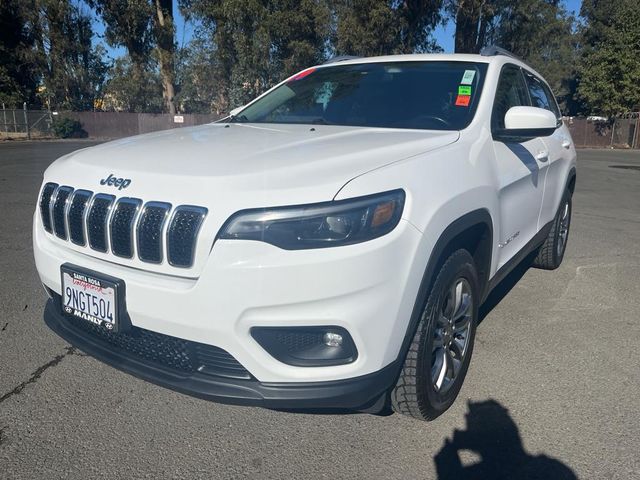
left=46, top=123, right=458, bottom=208
left=42, top=123, right=457, bottom=276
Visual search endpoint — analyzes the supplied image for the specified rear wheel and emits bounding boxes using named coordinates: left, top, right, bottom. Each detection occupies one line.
left=391, top=249, right=479, bottom=421
left=533, top=190, right=572, bottom=270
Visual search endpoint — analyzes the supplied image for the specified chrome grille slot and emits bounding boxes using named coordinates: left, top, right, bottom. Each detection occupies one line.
left=137, top=202, right=171, bottom=263
left=167, top=206, right=208, bottom=268
left=87, top=194, right=115, bottom=252
left=39, top=183, right=58, bottom=232
left=110, top=198, right=142, bottom=258
left=52, top=186, right=73, bottom=239
left=68, top=190, right=92, bottom=246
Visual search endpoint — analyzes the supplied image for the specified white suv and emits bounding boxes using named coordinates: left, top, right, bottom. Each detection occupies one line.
left=34, top=48, right=576, bottom=421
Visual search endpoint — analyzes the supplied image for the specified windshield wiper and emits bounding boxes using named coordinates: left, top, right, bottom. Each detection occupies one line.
left=309, top=118, right=332, bottom=125
left=229, top=114, right=249, bottom=123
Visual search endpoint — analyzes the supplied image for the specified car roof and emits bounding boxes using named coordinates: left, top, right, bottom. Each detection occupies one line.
left=320, top=53, right=545, bottom=82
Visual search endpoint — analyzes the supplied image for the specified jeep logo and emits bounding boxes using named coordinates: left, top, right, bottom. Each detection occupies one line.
left=100, top=174, right=131, bottom=190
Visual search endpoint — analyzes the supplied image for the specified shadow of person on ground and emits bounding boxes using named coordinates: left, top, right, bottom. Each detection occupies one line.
left=434, top=399, right=577, bottom=480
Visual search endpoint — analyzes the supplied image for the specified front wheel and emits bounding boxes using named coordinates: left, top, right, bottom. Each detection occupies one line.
left=391, top=249, right=479, bottom=421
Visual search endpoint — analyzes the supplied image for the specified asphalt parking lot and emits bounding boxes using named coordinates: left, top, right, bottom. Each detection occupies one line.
left=0, top=141, right=639, bottom=479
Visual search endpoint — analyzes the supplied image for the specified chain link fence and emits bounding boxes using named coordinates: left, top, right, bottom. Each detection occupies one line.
left=1, top=104, right=54, bottom=139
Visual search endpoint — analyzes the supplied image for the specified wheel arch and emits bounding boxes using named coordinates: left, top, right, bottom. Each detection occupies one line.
left=394, top=209, right=494, bottom=368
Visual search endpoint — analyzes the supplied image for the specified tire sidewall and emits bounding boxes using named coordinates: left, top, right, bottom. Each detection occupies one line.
left=417, top=251, right=480, bottom=415
left=553, top=192, right=572, bottom=266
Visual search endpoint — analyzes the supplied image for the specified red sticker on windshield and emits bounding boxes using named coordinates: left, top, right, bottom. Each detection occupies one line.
left=455, top=95, right=471, bottom=107
left=289, top=68, right=316, bottom=82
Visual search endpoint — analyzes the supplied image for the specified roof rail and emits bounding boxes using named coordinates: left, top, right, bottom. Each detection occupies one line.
left=480, top=45, right=525, bottom=63
left=322, top=55, right=361, bottom=65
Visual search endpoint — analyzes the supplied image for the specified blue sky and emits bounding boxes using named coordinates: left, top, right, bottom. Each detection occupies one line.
left=90, top=0, right=583, bottom=61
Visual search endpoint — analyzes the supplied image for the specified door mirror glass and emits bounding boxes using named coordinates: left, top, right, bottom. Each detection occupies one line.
left=497, top=106, right=557, bottom=140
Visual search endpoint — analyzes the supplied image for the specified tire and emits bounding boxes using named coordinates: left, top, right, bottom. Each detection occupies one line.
left=532, top=190, right=572, bottom=270
left=391, top=249, right=479, bottom=421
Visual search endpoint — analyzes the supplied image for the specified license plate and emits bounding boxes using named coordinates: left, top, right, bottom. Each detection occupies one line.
left=61, top=265, right=122, bottom=331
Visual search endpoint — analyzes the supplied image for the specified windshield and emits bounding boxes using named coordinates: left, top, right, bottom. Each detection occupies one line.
left=234, top=61, right=488, bottom=130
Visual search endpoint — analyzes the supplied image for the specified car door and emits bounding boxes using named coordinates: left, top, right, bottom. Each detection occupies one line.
left=522, top=70, right=572, bottom=227
left=491, top=64, right=549, bottom=269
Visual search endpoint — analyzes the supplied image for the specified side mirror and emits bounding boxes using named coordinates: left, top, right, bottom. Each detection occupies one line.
left=496, top=106, right=558, bottom=141
left=229, top=106, right=244, bottom=117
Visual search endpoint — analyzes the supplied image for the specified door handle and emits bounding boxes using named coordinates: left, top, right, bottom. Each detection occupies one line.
left=535, top=151, right=549, bottom=162
left=562, top=139, right=571, bottom=149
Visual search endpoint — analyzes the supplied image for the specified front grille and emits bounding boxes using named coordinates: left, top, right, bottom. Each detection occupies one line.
left=167, top=206, right=207, bottom=267
left=137, top=202, right=171, bottom=263
left=68, top=190, right=92, bottom=245
left=87, top=194, right=114, bottom=252
left=55, top=294, right=250, bottom=380
left=52, top=186, right=73, bottom=239
left=39, top=185, right=207, bottom=268
left=110, top=198, right=141, bottom=258
left=40, top=183, right=58, bottom=233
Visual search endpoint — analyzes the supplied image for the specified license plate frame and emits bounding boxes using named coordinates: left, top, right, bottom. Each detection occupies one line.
left=60, top=263, right=130, bottom=333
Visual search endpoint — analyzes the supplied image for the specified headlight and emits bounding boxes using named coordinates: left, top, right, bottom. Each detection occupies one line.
left=218, top=189, right=405, bottom=249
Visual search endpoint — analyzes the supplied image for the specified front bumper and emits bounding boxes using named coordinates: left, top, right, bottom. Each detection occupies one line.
left=34, top=215, right=424, bottom=383
left=44, top=299, right=399, bottom=410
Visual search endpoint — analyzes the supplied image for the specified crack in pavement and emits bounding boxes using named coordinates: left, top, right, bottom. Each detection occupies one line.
left=0, top=346, right=81, bottom=404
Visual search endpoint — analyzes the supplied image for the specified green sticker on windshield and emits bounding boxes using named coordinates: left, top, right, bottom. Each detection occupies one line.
left=458, top=85, right=472, bottom=96
left=461, top=70, right=476, bottom=85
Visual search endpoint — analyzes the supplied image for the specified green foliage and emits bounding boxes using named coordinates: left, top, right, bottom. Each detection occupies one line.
left=0, top=0, right=40, bottom=107
left=333, top=0, right=443, bottom=56
left=175, top=33, right=220, bottom=113
left=38, top=0, right=109, bottom=110
left=52, top=117, right=86, bottom=138
left=181, top=0, right=333, bottom=110
left=577, top=0, right=640, bottom=116
left=102, top=56, right=164, bottom=113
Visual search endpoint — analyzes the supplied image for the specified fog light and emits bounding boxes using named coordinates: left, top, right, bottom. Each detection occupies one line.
left=323, top=332, right=343, bottom=347
left=251, top=326, right=357, bottom=366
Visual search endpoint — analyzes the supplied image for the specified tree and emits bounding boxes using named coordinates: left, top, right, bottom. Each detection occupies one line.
left=577, top=0, right=640, bottom=115
left=153, top=0, right=177, bottom=114
left=446, top=0, right=497, bottom=54
left=89, top=0, right=178, bottom=113
left=333, top=0, right=443, bottom=56
left=36, top=0, right=109, bottom=110
left=0, top=0, right=40, bottom=107
left=175, top=32, right=220, bottom=113
left=102, top=55, right=164, bottom=112
left=181, top=0, right=332, bottom=110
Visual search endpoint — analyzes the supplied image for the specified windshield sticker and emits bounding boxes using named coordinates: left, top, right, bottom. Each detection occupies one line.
left=460, top=70, right=476, bottom=85
left=458, top=85, right=472, bottom=96
left=455, top=95, right=471, bottom=107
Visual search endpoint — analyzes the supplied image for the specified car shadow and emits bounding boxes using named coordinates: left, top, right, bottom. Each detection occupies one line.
left=434, top=399, right=577, bottom=480
left=506, top=142, right=540, bottom=187
left=479, top=251, right=538, bottom=325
